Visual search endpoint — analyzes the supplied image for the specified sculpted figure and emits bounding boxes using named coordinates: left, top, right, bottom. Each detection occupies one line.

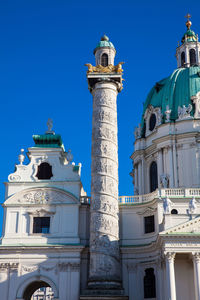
left=165, top=105, right=171, bottom=122
left=189, top=197, right=197, bottom=214
left=163, top=197, right=172, bottom=214
left=134, top=123, right=142, bottom=139
left=160, top=174, right=169, bottom=188
left=178, top=104, right=192, bottom=120
left=191, top=92, right=200, bottom=119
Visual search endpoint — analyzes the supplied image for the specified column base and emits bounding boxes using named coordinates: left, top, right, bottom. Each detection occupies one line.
left=80, top=297, right=129, bottom=300
left=80, top=291, right=128, bottom=300
left=80, top=289, right=128, bottom=300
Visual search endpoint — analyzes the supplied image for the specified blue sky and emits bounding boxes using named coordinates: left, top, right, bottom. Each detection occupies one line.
left=0, top=0, right=199, bottom=234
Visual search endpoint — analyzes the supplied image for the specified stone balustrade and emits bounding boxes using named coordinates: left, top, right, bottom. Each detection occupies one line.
left=80, top=188, right=200, bottom=205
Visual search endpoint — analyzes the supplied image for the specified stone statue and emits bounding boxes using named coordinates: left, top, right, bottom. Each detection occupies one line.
left=189, top=197, right=197, bottom=214
left=163, top=197, right=172, bottom=214
left=165, top=105, right=171, bottom=122
left=47, top=118, right=53, bottom=131
left=134, top=124, right=142, bottom=139
left=191, top=92, right=200, bottom=119
left=178, top=104, right=192, bottom=120
left=160, top=174, right=169, bottom=188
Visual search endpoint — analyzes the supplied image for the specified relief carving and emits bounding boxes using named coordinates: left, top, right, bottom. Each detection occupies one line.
left=92, top=158, right=117, bottom=177
left=91, top=176, right=118, bottom=197
left=92, top=127, right=117, bottom=143
left=93, top=109, right=117, bottom=125
left=92, top=140, right=117, bottom=159
left=94, top=89, right=116, bottom=108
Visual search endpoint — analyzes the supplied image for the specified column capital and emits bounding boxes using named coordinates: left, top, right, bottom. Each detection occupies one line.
left=165, top=252, right=176, bottom=262
left=126, top=263, right=137, bottom=273
left=192, top=252, right=200, bottom=263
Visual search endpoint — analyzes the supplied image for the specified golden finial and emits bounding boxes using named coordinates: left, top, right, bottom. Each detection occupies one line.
left=185, top=13, right=192, bottom=30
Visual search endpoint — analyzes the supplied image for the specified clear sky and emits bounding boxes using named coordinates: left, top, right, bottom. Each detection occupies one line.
left=0, top=0, right=199, bottom=235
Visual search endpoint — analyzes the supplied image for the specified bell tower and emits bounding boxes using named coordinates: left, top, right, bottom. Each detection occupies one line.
left=84, top=36, right=125, bottom=295
left=176, top=14, right=200, bottom=68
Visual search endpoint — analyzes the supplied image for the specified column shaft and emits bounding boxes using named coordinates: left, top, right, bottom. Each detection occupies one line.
left=165, top=252, right=176, bottom=300
left=193, top=253, right=200, bottom=300
left=89, top=82, right=121, bottom=288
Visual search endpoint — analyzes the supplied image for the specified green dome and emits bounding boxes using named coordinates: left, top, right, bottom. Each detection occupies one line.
left=142, top=66, right=200, bottom=129
left=94, top=35, right=115, bottom=54
left=181, top=29, right=197, bottom=43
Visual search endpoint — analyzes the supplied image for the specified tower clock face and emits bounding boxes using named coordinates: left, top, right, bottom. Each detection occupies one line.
left=149, top=113, right=156, bottom=131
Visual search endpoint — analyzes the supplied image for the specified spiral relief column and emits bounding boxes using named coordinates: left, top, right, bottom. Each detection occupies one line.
left=85, top=35, right=123, bottom=290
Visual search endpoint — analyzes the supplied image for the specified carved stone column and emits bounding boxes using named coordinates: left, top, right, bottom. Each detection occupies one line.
left=192, top=252, right=200, bottom=300
left=165, top=252, right=176, bottom=300
left=89, top=81, right=121, bottom=289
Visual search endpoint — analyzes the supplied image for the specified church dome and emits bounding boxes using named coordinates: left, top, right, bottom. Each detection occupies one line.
left=141, top=66, right=200, bottom=129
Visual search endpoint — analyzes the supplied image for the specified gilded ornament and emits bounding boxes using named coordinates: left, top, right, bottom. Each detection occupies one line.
left=85, top=62, right=124, bottom=74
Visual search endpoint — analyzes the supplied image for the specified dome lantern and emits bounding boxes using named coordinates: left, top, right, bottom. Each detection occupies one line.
left=94, top=35, right=116, bottom=66
left=176, top=14, right=200, bottom=68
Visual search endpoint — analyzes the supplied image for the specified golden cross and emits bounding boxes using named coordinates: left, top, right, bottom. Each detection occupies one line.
left=185, top=13, right=191, bottom=21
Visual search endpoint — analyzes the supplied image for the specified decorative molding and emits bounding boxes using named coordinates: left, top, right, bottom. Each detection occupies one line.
left=4, top=187, right=79, bottom=206
left=144, top=105, right=162, bottom=136
left=27, top=208, right=55, bottom=217
left=0, top=263, right=18, bottom=270
left=137, top=207, right=157, bottom=216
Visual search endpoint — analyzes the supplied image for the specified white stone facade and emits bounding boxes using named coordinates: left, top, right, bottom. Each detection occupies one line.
left=1, top=31, right=200, bottom=300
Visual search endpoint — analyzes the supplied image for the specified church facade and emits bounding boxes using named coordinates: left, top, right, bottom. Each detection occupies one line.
left=1, top=17, right=200, bottom=300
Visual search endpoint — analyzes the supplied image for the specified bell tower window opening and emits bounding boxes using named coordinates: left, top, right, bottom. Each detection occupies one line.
left=190, top=48, right=196, bottom=65
left=36, top=162, right=53, bottom=180
left=101, top=53, right=108, bottom=67
left=33, top=217, right=50, bottom=234
left=150, top=161, right=158, bottom=192
left=181, top=51, right=185, bottom=67
left=144, top=268, right=156, bottom=298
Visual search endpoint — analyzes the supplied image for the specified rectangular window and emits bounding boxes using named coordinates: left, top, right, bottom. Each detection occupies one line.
left=144, top=215, right=155, bottom=234
left=33, top=217, right=50, bottom=234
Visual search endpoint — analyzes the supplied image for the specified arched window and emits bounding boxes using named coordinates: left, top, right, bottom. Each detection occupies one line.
left=181, top=51, right=185, bottom=67
left=150, top=161, right=158, bottom=192
left=36, top=162, right=53, bottom=180
left=23, top=281, right=54, bottom=300
left=101, top=53, right=108, bottom=67
left=190, top=49, right=196, bottom=65
left=144, top=268, right=156, bottom=298
left=171, top=209, right=178, bottom=214
left=149, top=113, right=156, bottom=131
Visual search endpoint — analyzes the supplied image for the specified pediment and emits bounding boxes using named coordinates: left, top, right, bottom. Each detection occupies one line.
left=160, top=216, right=200, bottom=235
left=4, top=187, right=79, bottom=206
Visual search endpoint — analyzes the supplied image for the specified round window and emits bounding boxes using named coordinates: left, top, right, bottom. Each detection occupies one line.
left=149, top=113, right=156, bottom=131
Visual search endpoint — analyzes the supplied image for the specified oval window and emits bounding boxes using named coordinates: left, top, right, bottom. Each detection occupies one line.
left=149, top=114, right=156, bottom=131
